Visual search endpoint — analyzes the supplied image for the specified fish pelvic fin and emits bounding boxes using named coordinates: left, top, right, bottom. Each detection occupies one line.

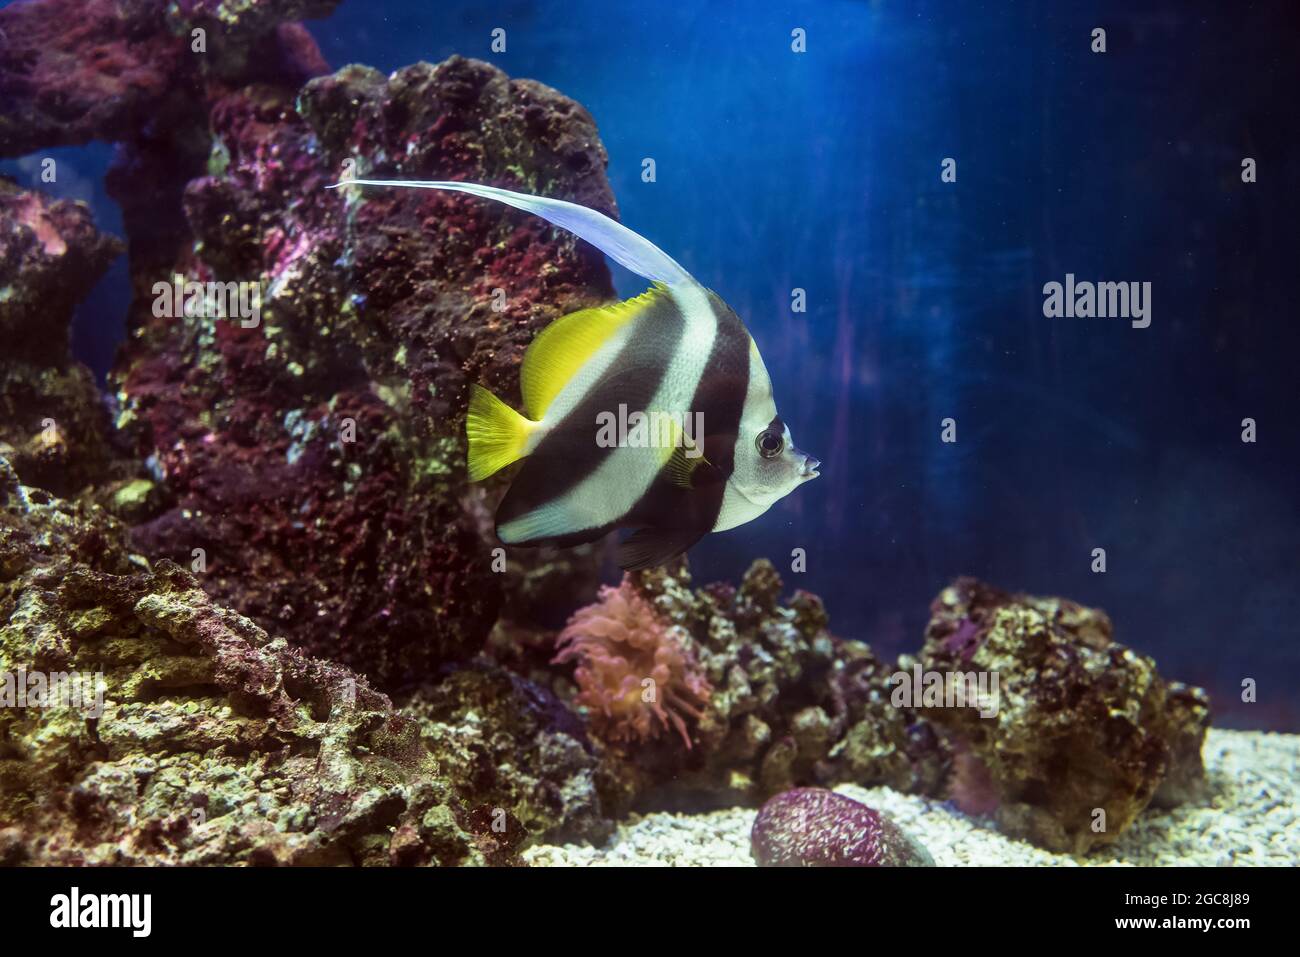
left=466, top=384, right=537, bottom=481
left=328, top=179, right=695, bottom=287
left=617, top=525, right=707, bottom=571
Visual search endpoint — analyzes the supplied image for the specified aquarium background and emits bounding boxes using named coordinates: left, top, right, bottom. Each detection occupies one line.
left=5, top=0, right=1298, bottom=730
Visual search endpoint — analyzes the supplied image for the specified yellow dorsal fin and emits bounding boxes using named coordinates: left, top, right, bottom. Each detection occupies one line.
left=521, top=284, right=668, bottom=420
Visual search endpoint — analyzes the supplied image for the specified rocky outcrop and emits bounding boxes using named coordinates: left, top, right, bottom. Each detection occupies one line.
left=917, top=577, right=1211, bottom=853
left=0, top=179, right=125, bottom=498
left=110, top=57, right=617, bottom=688
left=0, top=456, right=606, bottom=863
left=0, top=0, right=335, bottom=157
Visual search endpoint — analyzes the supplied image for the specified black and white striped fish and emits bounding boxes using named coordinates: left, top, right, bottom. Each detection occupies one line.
left=330, top=179, right=820, bottom=569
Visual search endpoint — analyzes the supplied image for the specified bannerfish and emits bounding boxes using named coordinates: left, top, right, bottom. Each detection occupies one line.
left=328, top=178, right=820, bottom=569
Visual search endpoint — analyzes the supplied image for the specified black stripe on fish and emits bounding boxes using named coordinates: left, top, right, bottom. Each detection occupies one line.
left=494, top=290, right=688, bottom=541
left=617, top=291, right=752, bottom=560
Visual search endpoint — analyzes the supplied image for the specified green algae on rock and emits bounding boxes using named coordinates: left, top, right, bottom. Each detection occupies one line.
left=0, top=456, right=600, bottom=864
left=399, top=660, right=611, bottom=844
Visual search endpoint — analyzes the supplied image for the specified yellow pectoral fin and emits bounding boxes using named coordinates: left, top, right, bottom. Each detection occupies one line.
left=465, top=384, right=537, bottom=481
left=659, top=416, right=712, bottom=489
left=520, top=284, right=668, bottom=420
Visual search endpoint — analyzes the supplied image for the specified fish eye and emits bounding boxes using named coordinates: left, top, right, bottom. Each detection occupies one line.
left=756, top=429, right=784, bottom=459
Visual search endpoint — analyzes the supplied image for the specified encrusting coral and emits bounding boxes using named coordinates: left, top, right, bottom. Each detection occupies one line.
left=553, top=579, right=712, bottom=749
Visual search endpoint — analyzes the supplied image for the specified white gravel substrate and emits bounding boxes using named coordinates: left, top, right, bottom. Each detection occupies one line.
left=524, top=729, right=1298, bottom=866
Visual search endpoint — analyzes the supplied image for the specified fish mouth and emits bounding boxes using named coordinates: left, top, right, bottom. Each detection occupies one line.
left=796, top=450, right=820, bottom=480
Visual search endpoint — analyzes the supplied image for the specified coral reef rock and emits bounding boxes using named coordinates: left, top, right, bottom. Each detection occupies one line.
left=751, top=787, right=934, bottom=867
left=399, top=661, right=610, bottom=844
left=108, top=54, right=618, bottom=688
left=547, top=560, right=949, bottom=813
left=0, top=0, right=649, bottom=862
left=4, top=0, right=615, bottom=690
left=0, top=0, right=334, bottom=157
left=0, top=179, right=126, bottom=497
left=0, top=456, right=532, bottom=865
left=918, top=576, right=1210, bottom=854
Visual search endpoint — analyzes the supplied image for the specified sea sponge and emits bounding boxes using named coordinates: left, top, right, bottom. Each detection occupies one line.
left=553, top=579, right=712, bottom=748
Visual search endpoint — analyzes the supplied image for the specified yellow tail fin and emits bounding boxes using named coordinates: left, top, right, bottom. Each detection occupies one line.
left=465, top=384, right=536, bottom=481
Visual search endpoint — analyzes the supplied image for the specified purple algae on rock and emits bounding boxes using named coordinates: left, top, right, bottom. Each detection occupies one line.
left=751, top=787, right=935, bottom=867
